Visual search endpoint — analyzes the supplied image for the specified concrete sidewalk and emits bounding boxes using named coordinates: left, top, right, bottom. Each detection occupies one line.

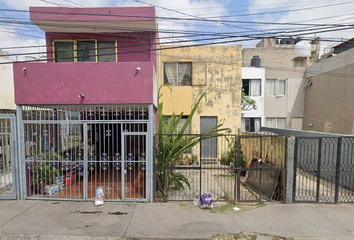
left=0, top=200, right=353, bottom=240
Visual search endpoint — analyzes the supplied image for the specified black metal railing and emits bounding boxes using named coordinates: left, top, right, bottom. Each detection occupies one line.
left=154, top=133, right=287, bottom=203
left=294, top=136, right=354, bottom=203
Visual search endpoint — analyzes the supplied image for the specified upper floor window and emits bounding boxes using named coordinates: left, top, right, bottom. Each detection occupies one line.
left=242, top=79, right=261, bottom=96
left=266, top=79, right=286, bottom=96
left=97, top=41, right=116, bottom=62
left=164, top=62, right=191, bottom=86
left=77, top=41, right=96, bottom=62
left=53, top=40, right=116, bottom=63
left=54, top=42, right=74, bottom=62
left=266, top=118, right=286, bottom=129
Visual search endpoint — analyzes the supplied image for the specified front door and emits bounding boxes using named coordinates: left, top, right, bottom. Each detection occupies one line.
left=200, top=117, right=217, bottom=160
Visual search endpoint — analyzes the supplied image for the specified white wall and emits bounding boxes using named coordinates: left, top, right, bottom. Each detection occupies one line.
left=241, top=67, right=265, bottom=126
left=0, top=52, right=15, bottom=110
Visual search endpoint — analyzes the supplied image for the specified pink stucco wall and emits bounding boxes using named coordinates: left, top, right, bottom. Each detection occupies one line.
left=30, top=6, right=156, bottom=23
left=13, top=62, right=154, bottom=105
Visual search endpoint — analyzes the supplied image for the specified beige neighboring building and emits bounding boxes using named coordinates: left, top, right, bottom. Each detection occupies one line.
left=0, top=50, right=15, bottom=113
left=303, top=41, right=354, bottom=135
left=159, top=46, right=242, bottom=159
left=242, top=38, right=320, bottom=131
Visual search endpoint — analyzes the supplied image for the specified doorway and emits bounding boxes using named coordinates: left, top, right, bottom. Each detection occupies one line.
left=200, top=117, right=217, bottom=160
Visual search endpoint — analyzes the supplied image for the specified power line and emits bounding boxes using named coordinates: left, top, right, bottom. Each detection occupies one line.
left=133, top=0, right=258, bottom=32
left=0, top=5, right=352, bottom=66
left=38, top=0, right=72, bottom=7
left=202, top=1, right=354, bottom=19
left=0, top=24, right=348, bottom=59
left=64, top=0, right=84, bottom=8
left=1, top=8, right=354, bottom=29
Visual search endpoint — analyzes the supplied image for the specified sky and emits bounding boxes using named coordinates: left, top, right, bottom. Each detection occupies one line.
left=0, top=0, right=354, bottom=61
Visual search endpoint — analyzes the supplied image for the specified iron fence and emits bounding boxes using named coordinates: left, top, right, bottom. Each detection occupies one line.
left=294, top=137, right=354, bottom=203
left=154, top=133, right=286, bottom=203
left=18, top=105, right=152, bottom=201
left=0, top=115, right=17, bottom=199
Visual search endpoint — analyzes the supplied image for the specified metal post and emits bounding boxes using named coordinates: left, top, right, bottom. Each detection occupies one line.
left=148, top=104, right=154, bottom=202
left=11, top=115, right=18, bottom=199
left=285, top=136, right=295, bottom=204
left=83, top=123, right=88, bottom=201
left=199, top=134, right=202, bottom=201
left=334, top=137, right=342, bottom=203
left=259, top=137, right=262, bottom=201
left=16, top=105, right=24, bottom=200
left=234, top=135, right=241, bottom=203
left=152, top=134, right=156, bottom=202
left=292, top=137, right=298, bottom=203
left=316, top=138, right=322, bottom=202
left=236, top=135, right=241, bottom=202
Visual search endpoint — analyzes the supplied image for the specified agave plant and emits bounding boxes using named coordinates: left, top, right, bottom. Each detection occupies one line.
left=156, top=92, right=228, bottom=200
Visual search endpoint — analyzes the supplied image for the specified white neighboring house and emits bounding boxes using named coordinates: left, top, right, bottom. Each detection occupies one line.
left=241, top=66, right=265, bottom=132
left=242, top=38, right=320, bottom=131
left=0, top=50, right=15, bottom=113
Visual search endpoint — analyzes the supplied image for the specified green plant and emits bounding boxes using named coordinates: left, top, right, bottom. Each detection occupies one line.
left=156, top=91, right=228, bottom=200
left=32, top=151, right=62, bottom=193
left=223, top=136, right=247, bottom=168
left=209, top=203, right=244, bottom=214
left=241, top=91, right=257, bottom=111
left=220, top=152, right=231, bottom=164
left=32, top=164, right=59, bottom=190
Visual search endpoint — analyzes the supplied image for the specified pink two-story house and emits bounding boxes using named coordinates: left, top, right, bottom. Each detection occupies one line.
left=13, top=6, right=158, bottom=202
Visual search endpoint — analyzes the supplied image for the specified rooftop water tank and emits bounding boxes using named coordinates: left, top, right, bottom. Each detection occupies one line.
left=250, top=55, right=261, bottom=67
left=294, top=41, right=311, bottom=58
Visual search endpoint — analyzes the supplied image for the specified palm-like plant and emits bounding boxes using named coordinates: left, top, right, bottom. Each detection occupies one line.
left=156, top=92, right=228, bottom=200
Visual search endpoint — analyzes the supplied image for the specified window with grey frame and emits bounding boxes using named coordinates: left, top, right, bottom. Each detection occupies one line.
left=266, top=118, right=286, bottom=129
left=266, top=79, right=286, bottom=96
left=164, top=62, right=192, bottom=86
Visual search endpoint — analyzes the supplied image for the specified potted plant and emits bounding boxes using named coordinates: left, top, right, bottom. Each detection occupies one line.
left=32, top=151, right=62, bottom=194
left=220, top=152, right=230, bottom=165
left=32, top=164, right=59, bottom=193
left=223, top=135, right=247, bottom=175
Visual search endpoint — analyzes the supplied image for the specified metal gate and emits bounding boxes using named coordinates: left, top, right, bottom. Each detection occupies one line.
left=294, top=137, right=354, bottom=203
left=237, top=135, right=286, bottom=202
left=0, top=115, right=17, bottom=199
left=19, top=105, right=150, bottom=201
left=154, top=133, right=286, bottom=203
